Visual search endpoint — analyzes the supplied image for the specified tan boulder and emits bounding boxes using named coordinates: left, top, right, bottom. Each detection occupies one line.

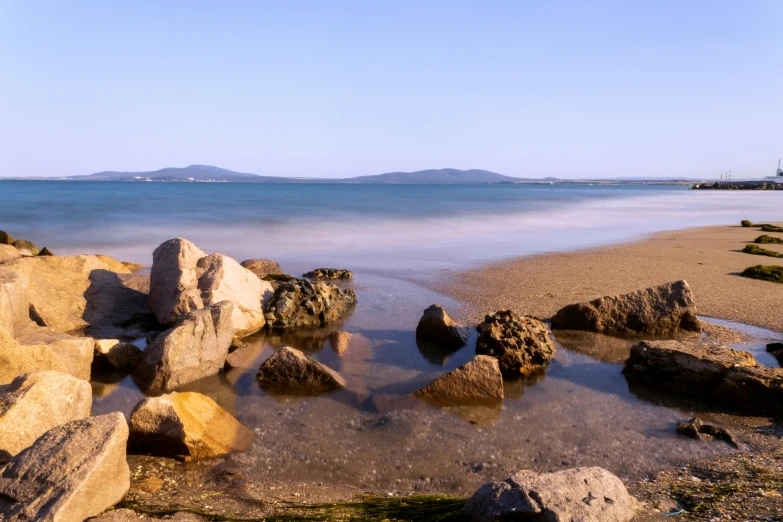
left=257, top=346, right=345, bottom=394
left=0, top=371, right=92, bottom=458
left=415, top=304, right=470, bottom=347
left=0, top=412, right=130, bottom=522
left=0, top=326, right=69, bottom=384
left=476, top=310, right=556, bottom=376
left=94, top=255, right=132, bottom=274
left=414, top=355, right=503, bottom=402
left=129, top=391, right=254, bottom=461
left=0, top=245, right=21, bottom=264
left=134, top=302, right=235, bottom=392
left=0, top=269, right=29, bottom=335
left=15, top=324, right=94, bottom=380
left=551, top=280, right=701, bottom=334
left=240, top=258, right=282, bottom=278
left=94, top=339, right=141, bottom=371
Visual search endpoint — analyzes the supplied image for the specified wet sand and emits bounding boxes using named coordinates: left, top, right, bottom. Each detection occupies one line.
left=436, top=223, right=783, bottom=332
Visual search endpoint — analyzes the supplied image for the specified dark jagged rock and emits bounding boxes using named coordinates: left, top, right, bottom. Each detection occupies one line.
left=712, top=366, right=783, bottom=415
left=37, top=247, right=55, bottom=256
left=303, top=268, right=353, bottom=281
left=676, top=417, right=738, bottom=448
left=415, top=304, right=470, bottom=347
left=240, top=259, right=283, bottom=278
left=476, top=310, right=555, bottom=376
left=264, top=280, right=356, bottom=329
left=551, top=280, right=701, bottom=334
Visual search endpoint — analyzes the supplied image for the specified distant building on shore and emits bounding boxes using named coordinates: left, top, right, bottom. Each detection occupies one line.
left=763, top=159, right=783, bottom=181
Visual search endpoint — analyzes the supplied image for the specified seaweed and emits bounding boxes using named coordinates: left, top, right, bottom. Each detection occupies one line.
left=740, top=220, right=754, bottom=227
left=760, top=224, right=783, bottom=233
left=755, top=235, right=783, bottom=245
left=742, top=244, right=782, bottom=258
left=741, top=265, right=783, bottom=283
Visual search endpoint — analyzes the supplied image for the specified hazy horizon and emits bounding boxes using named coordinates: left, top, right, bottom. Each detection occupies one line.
left=1, top=1, right=781, bottom=180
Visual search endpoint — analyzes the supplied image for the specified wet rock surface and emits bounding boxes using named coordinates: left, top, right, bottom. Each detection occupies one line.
left=475, top=310, right=556, bottom=376
left=257, top=346, right=345, bottom=394
left=676, top=417, right=738, bottom=448
left=94, top=339, right=142, bottom=371
left=415, top=304, right=470, bottom=347
left=712, top=365, right=783, bottom=415
left=551, top=280, right=701, bottom=334
left=414, top=355, right=503, bottom=402
left=0, top=413, right=130, bottom=522
left=328, top=330, right=352, bottom=355
left=264, top=279, right=356, bottom=328
left=303, top=268, right=353, bottom=280
left=462, top=467, right=637, bottom=522
left=129, top=392, right=254, bottom=461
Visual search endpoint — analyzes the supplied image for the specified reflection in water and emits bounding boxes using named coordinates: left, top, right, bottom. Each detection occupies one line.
left=415, top=337, right=464, bottom=366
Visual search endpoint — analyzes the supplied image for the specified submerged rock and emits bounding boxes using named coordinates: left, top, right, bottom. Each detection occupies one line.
left=94, top=339, right=142, bottom=371
left=623, top=340, right=757, bottom=396
left=551, top=280, right=701, bottom=334
left=415, top=304, right=470, bottom=347
left=476, top=310, right=556, bottom=376
left=257, top=346, right=345, bottom=394
left=129, top=391, right=254, bottom=461
left=265, top=280, right=356, bottom=329
left=462, top=467, right=637, bottom=522
left=134, top=302, right=235, bottom=393
left=328, top=330, right=352, bottom=355
left=414, top=355, right=503, bottom=402
left=0, top=326, right=69, bottom=384
left=303, top=268, right=353, bottom=281
left=0, top=371, right=92, bottom=459
left=240, top=258, right=282, bottom=278
left=676, top=417, right=738, bottom=448
left=0, top=412, right=130, bottom=522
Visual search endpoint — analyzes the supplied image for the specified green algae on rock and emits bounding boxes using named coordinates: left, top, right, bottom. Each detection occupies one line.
left=741, top=265, right=783, bottom=284
left=742, top=244, right=782, bottom=258
left=755, top=234, right=783, bottom=245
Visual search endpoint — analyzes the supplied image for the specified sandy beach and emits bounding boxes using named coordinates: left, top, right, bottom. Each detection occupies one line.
left=439, top=223, right=783, bottom=333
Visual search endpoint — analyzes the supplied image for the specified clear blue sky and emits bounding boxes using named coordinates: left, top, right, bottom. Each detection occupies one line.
left=1, top=1, right=781, bottom=179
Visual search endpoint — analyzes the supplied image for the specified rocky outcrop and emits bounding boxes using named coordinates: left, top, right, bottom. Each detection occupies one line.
left=476, top=310, right=556, bottom=376
left=623, top=340, right=757, bottom=396
left=676, top=417, right=738, bottom=448
left=462, top=467, right=637, bottom=522
left=240, top=259, right=282, bottom=278
left=134, top=302, right=234, bottom=393
left=14, top=324, right=95, bottom=380
left=265, top=280, right=356, bottom=329
left=303, top=268, right=353, bottom=281
left=0, top=371, right=92, bottom=458
left=129, top=392, right=254, bottom=461
left=0, top=412, right=130, bottom=522
left=94, top=339, right=142, bottom=371
left=0, top=245, right=21, bottom=264
left=149, top=239, right=272, bottom=335
left=415, top=304, right=470, bottom=347
left=257, top=346, right=345, bottom=394
left=414, top=355, right=503, bottom=402
left=551, top=280, right=701, bottom=334
left=0, top=326, right=69, bottom=384
left=196, top=253, right=273, bottom=335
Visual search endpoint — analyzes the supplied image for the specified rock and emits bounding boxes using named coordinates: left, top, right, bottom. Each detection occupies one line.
left=415, top=304, right=470, bottom=347
left=551, top=280, right=701, bottom=334
left=0, top=371, right=92, bottom=459
left=328, top=330, right=352, bottom=355
left=94, top=339, right=142, bottom=371
left=196, top=253, right=273, bottom=335
left=15, top=249, right=34, bottom=257
left=240, top=258, right=282, bottom=278
left=0, top=412, right=130, bottom=522
left=37, top=247, right=54, bottom=256
left=476, top=310, right=556, bottom=376
left=623, top=340, right=757, bottom=397
left=713, top=366, right=783, bottom=415
left=134, top=302, right=235, bottom=392
left=224, top=337, right=250, bottom=369
left=414, top=355, right=503, bottom=402
left=462, top=467, right=637, bottom=522
left=148, top=238, right=207, bottom=325
left=129, top=391, right=254, bottom=461
left=0, top=326, right=69, bottom=384
left=257, top=346, right=345, bottom=394
left=766, top=342, right=783, bottom=366
left=88, top=511, right=207, bottom=521
left=264, top=280, right=357, bottom=329
left=12, top=240, right=39, bottom=256
left=676, top=417, right=738, bottom=448
left=94, top=255, right=133, bottom=274
left=0, top=244, right=21, bottom=264
left=0, top=269, right=29, bottom=335
left=303, top=268, right=353, bottom=281
left=14, top=324, right=95, bottom=380
left=0, top=230, right=14, bottom=245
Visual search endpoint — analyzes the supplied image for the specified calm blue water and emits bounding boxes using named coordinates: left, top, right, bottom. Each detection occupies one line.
left=0, top=181, right=779, bottom=272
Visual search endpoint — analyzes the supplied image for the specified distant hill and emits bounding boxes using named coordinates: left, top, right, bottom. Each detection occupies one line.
left=69, top=165, right=521, bottom=184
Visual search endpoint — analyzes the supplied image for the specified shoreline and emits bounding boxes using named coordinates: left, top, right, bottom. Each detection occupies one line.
left=435, top=223, right=783, bottom=333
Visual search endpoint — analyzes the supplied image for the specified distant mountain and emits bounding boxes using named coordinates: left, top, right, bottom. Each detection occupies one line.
left=348, top=168, right=518, bottom=184
left=73, top=165, right=275, bottom=182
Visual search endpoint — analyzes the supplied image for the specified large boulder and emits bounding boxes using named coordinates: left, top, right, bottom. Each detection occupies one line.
left=129, top=391, right=254, bottom=461
left=476, top=310, right=556, bottom=376
left=264, top=280, right=356, bottom=329
left=303, top=268, right=353, bottom=281
left=14, top=324, right=94, bottom=380
left=0, top=371, right=92, bottom=459
left=257, top=346, right=345, bottom=394
left=0, top=269, right=29, bottom=335
left=415, top=304, right=470, bottom=347
left=94, top=339, right=142, bottom=371
left=0, top=413, right=130, bottom=522
left=0, top=326, right=69, bottom=384
left=462, top=467, right=637, bottom=522
left=623, top=340, right=757, bottom=396
left=240, top=258, right=282, bottom=278
left=551, top=280, right=701, bottom=334
left=196, top=253, right=272, bottom=335
left=0, top=245, right=21, bottom=264
left=414, top=355, right=503, bottom=402
left=134, top=302, right=235, bottom=392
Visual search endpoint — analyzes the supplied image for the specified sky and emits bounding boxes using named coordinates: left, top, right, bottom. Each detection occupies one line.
left=1, top=1, right=781, bottom=180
